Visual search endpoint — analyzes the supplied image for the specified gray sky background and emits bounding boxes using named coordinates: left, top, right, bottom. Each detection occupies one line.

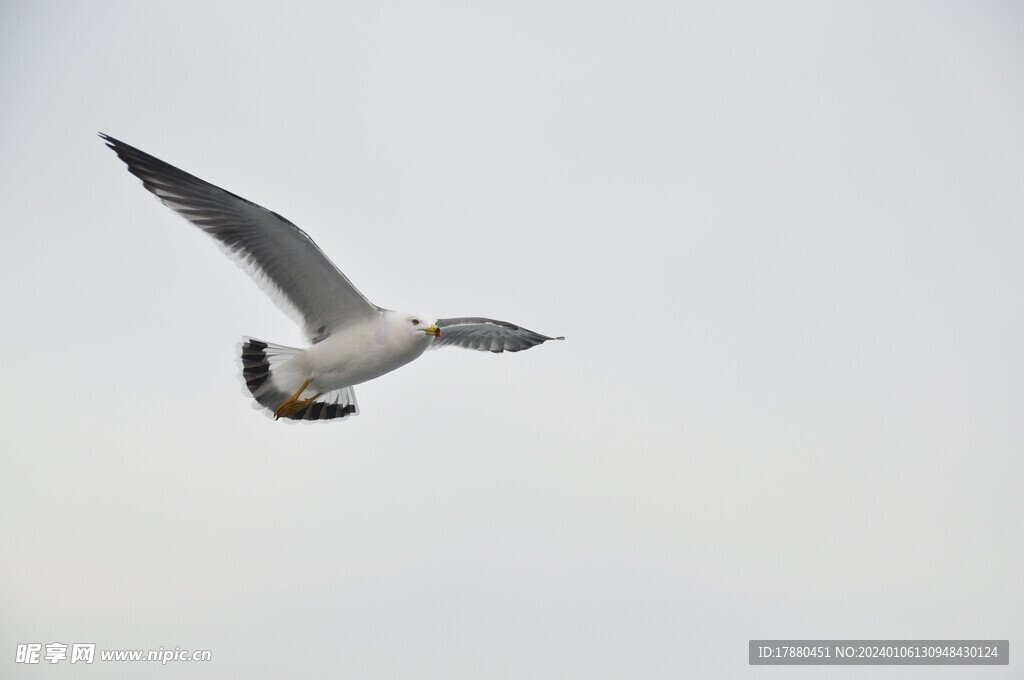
left=2, top=1, right=1022, bottom=678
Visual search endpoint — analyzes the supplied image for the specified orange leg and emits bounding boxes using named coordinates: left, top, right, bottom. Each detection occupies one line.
left=273, top=377, right=322, bottom=420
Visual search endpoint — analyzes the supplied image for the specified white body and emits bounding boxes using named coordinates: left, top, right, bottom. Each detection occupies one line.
left=271, top=311, right=435, bottom=397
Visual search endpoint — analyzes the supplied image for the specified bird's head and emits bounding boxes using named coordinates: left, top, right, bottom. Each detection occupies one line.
left=388, top=311, right=441, bottom=340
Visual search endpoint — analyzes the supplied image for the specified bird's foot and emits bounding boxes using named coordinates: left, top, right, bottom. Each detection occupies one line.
left=273, top=377, right=322, bottom=420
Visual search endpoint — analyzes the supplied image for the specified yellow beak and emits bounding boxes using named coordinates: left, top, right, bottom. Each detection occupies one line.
left=424, top=324, right=442, bottom=337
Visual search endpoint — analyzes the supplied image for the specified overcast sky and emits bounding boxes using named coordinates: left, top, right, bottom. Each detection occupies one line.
left=2, top=1, right=1023, bottom=678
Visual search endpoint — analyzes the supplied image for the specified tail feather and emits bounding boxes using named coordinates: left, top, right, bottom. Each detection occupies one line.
left=238, top=337, right=359, bottom=422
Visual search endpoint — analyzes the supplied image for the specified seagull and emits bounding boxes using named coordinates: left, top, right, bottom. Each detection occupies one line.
left=101, top=134, right=563, bottom=422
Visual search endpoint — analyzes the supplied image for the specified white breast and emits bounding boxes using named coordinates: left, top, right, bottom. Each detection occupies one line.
left=302, top=315, right=430, bottom=392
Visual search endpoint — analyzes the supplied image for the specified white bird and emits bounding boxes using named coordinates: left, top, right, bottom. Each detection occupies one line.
left=101, top=134, right=563, bottom=422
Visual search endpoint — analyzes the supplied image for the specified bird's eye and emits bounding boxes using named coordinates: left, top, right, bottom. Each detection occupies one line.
left=412, top=319, right=419, bottom=325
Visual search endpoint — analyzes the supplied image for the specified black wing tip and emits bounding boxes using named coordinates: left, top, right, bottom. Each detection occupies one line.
left=97, top=131, right=115, bottom=150
left=97, top=132, right=137, bottom=159
left=98, top=133, right=151, bottom=160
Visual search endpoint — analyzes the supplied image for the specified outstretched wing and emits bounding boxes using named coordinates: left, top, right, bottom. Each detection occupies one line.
left=431, top=317, right=564, bottom=353
left=101, top=133, right=379, bottom=343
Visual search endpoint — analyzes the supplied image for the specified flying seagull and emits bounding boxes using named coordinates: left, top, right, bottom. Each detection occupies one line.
left=100, top=134, right=563, bottom=422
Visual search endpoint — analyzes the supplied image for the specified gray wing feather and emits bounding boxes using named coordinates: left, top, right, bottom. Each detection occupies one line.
left=101, top=134, right=378, bottom=342
left=432, top=317, right=564, bottom=353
